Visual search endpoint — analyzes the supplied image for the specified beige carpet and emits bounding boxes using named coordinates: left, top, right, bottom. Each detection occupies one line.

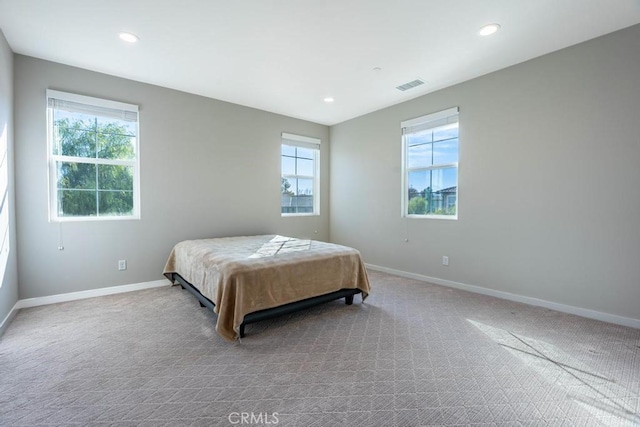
left=0, top=270, right=638, bottom=426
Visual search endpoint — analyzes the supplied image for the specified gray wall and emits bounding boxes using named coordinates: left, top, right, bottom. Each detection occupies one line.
left=0, top=29, right=18, bottom=329
left=14, top=55, right=329, bottom=299
left=330, top=24, right=640, bottom=321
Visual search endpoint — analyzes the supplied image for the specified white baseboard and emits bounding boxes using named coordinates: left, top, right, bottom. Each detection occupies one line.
left=0, top=301, right=19, bottom=336
left=14, top=279, right=169, bottom=310
left=365, top=263, right=640, bottom=329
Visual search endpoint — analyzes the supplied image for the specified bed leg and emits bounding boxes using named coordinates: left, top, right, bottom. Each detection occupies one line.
left=199, top=301, right=205, bottom=307
left=345, top=295, right=354, bottom=305
left=239, top=323, right=246, bottom=338
left=180, top=284, right=185, bottom=289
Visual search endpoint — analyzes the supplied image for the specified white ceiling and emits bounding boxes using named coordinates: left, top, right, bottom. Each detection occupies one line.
left=1, top=1, right=639, bottom=126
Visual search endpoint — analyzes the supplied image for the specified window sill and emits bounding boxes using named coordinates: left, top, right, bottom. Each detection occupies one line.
left=50, top=215, right=141, bottom=223
left=405, top=214, right=457, bottom=220
left=281, top=213, right=320, bottom=217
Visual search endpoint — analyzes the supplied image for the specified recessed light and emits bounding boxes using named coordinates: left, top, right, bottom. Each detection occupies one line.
left=119, top=32, right=139, bottom=43
left=479, top=23, right=500, bottom=36
left=323, top=97, right=335, bottom=103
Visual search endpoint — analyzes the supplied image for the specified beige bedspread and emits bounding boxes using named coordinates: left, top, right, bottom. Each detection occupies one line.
left=163, top=235, right=370, bottom=341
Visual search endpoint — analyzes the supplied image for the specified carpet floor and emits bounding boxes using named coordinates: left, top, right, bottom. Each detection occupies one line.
left=0, top=270, right=638, bottom=426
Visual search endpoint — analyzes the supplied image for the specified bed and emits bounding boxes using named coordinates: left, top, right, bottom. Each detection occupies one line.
left=163, top=235, right=370, bottom=341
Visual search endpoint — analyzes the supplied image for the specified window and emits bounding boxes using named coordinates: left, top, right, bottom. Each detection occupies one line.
left=402, top=107, right=459, bottom=218
left=281, top=133, right=320, bottom=215
left=0, top=121, right=10, bottom=286
left=47, top=90, right=140, bottom=221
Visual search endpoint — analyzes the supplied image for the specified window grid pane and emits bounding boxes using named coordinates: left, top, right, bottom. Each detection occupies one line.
left=58, top=189, right=97, bottom=217
left=407, top=167, right=457, bottom=216
left=54, top=126, right=97, bottom=158
left=98, top=190, right=134, bottom=216
left=97, top=133, right=136, bottom=160
left=56, top=161, right=96, bottom=190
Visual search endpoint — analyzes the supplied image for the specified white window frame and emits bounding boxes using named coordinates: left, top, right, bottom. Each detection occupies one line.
left=47, top=89, right=141, bottom=222
left=401, top=107, right=459, bottom=220
left=281, top=132, right=320, bottom=216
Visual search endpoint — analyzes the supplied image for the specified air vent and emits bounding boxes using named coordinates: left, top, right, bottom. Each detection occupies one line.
left=396, top=79, right=425, bottom=91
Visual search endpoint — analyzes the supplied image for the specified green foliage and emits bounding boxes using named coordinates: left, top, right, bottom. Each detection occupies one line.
left=433, top=206, right=457, bottom=216
left=408, top=196, right=427, bottom=215
left=281, top=177, right=294, bottom=195
left=55, top=118, right=135, bottom=217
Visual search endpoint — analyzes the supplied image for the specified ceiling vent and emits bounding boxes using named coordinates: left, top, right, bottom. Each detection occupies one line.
left=396, top=79, right=425, bottom=91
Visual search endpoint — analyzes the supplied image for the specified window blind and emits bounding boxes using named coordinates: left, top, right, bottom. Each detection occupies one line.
left=401, top=107, right=458, bottom=135
left=282, top=132, right=320, bottom=150
left=47, top=90, right=138, bottom=122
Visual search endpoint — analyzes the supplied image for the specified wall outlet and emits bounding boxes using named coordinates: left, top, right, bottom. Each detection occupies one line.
left=118, top=260, right=127, bottom=271
left=442, top=256, right=449, bottom=266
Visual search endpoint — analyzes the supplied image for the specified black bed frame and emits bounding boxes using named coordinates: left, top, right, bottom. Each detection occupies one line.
left=165, top=272, right=362, bottom=338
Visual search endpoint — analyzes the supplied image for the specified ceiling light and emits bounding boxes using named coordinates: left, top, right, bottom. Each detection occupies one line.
left=372, top=67, right=382, bottom=72
left=479, top=24, right=500, bottom=36
left=323, top=97, right=334, bottom=103
left=119, top=32, right=139, bottom=43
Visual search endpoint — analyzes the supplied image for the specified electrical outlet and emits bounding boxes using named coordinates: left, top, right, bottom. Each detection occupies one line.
left=442, top=256, right=449, bottom=266
left=118, top=260, right=127, bottom=271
